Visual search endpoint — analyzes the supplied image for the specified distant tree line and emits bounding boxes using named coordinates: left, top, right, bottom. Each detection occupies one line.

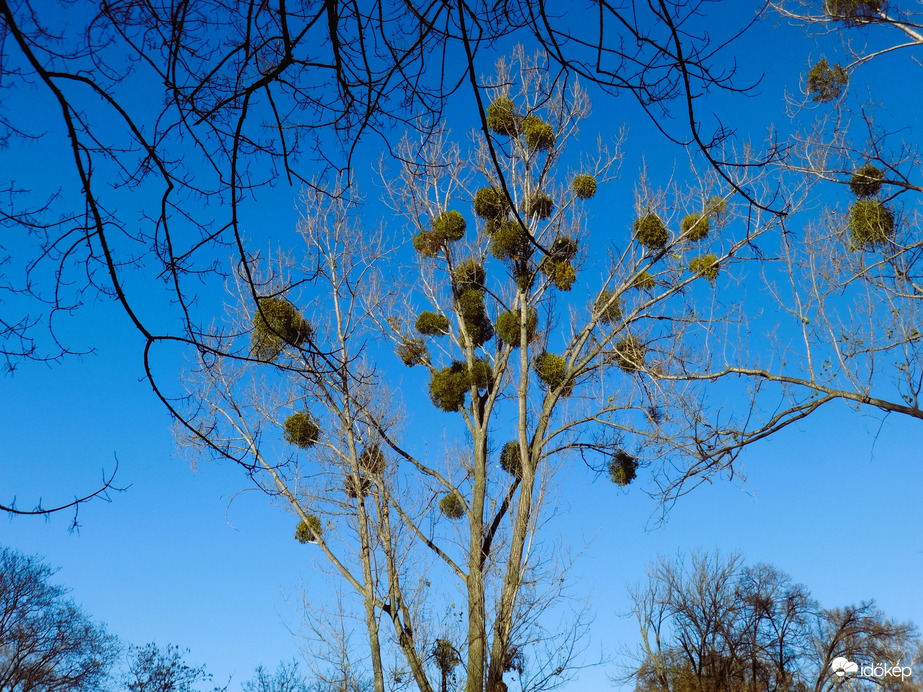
left=623, top=551, right=922, bottom=692
left=5, top=543, right=920, bottom=692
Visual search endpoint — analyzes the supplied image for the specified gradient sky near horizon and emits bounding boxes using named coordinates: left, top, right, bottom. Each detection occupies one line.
left=2, top=2, right=921, bottom=690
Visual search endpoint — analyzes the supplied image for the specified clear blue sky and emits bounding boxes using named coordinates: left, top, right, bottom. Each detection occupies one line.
left=1, top=2, right=921, bottom=690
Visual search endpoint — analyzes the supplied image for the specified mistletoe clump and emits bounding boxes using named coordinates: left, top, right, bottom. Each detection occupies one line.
left=807, top=59, right=848, bottom=102
left=474, top=187, right=508, bottom=220
left=634, top=213, right=669, bottom=249
left=512, top=261, right=535, bottom=292
left=453, top=258, right=486, bottom=291
left=345, top=472, right=372, bottom=498
left=483, top=218, right=503, bottom=236
left=468, top=358, right=494, bottom=390
left=525, top=192, right=554, bottom=220
left=572, top=174, right=597, bottom=199
left=412, top=230, right=443, bottom=258
left=499, top=441, right=523, bottom=479
left=397, top=338, right=428, bottom=366
left=608, top=450, right=638, bottom=487
left=456, top=290, right=494, bottom=347
left=849, top=199, right=895, bottom=249
left=594, top=290, right=622, bottom=325
left=251, top=297, right=313, bottom=361
left=689, top=254, right=720, bottom=282
left=613, top=336, right=646, bottom=373
left=359, top=445, right=386, bottom=476
left=283, top=412, right=320, bottom=449
left=432, top=210, right=467, bottom=242
left=427, top=358, right=492, bottom=412
left=681, top=213, right=710, bottom=241
left=343, top=448, right=384, bottom=497
left=294, top=515, right=323, bottom=543
left=439, top=492, right=466, bottom=520
left=429, top=361, right=472, bottom=412
left=705, top=196, right=728, bottom=222
left=539, top=259, right=577, bottom=291
left=849, top=164, right=884, bottom=198
left=416, top=311, right=451, bottom=336
left=433, top=639, right=461, bottom=675
left=496, top=308, right=538, bottom=347
left=632, top=271, right=656, bottom=291
left=550, top=236, right=578, bottom=261
left=490, top=220, right=532, bottom=261
left=521, top=115, right=555, bottom=152
left=457, top=290, right=487, bottom=319
left=486, top=96, right=519, bottom=136
left=824, top=0, right=883, bottom=25
left=534, top=351, right=568, bottom=391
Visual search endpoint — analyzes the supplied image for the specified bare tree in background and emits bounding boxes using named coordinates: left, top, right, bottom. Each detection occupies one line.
left=124, top=642, right=228, bottom=692
left=242, top=661, right=315, bottom=692
left=623, top=551, right=921, bottom=692
left=0, top=546, right=119, bottom=691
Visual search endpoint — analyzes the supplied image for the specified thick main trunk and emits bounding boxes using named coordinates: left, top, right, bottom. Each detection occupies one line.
left=465, top=425, right=489, bottom=692
left=487, top=301, right=550, bottom=692
left=466, top=567, right=487, bottom=692
left=486, top=307, right=535, bottom=691
left=486, top=297, right=542, bottom=692
left=485, top=475, right=533, bottom=691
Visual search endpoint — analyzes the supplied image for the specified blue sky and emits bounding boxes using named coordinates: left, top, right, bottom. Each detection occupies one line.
left=4, top=356, right=920, bottom=689
left=2, top=2, right=922, bottom=690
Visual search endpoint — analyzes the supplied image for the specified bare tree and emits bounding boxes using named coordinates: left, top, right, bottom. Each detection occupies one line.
left=242, top=661, right=315, bottom=692
left=174, top=47, right=843, bottom=692
left=720, top=0, right=923, bottom=439
left=123, top=642, right=228, bottom=692
left=772, top=0, right=923, bottom=105
left=623, top=551, right=921, bottom=692
left=0, top=546, right=120, bottom=691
